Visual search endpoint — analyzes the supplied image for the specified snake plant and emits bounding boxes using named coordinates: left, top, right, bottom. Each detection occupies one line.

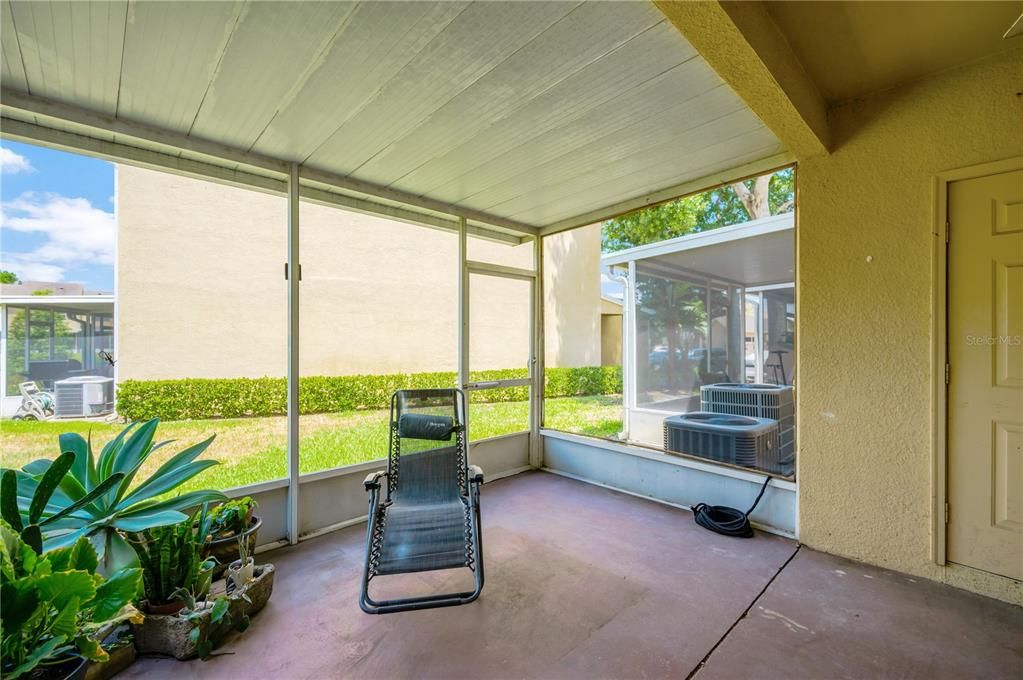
left=8, top=419, right=226, bottom=575
left=130, top=503, right=216, bottom=608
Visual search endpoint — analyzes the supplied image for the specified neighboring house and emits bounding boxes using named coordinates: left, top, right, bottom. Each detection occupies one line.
left=2, top=281, right=90, bottom=296
left=0, top=287, right=114, bottom=416
left=115, top=165, right=608, bottom=383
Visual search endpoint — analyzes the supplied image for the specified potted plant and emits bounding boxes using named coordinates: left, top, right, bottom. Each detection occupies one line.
left=127, top=504, right=224, bottom=659
left=128, top=504, right=217, bottom=617
left=127, top=504, right=271, bottom=660
left=0, top=521, right=142, bottom=680
left=8, top=419, right=227, bottom=575
left=206, top=497, right=260, bottom=580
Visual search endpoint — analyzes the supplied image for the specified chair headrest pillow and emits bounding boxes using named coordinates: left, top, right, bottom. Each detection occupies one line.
left=398, top=413, right=455, bottom=441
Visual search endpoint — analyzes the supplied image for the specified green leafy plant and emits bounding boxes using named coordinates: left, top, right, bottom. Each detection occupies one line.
left=0, top=521, right=142, bottom=679
left=129, top=504, right=216, bottom=609
left=209, top=497, right=257, bottom=540
left=8, top=419, right=226, bottom=575
left=116, top=367, right=622, bottom=421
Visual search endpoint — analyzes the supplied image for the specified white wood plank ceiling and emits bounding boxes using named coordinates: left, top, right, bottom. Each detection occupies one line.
left=1, top=0, right=785, bottom=233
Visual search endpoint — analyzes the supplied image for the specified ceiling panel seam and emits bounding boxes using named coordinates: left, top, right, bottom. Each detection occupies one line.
left=411, top=52, right=704, bottom=199
left=381, top=17, right=670, bottom=190
left=455, top=81, right=735, bottom=208
left=295, top=2, right=473, bottom=165
left=244, top=1, right=361, bottom=154
left=299, top=1, right=581, bottom=170
left=510, top=136, right=780, bottom=224
left=345, top=0, right=590, bottom=177
left=483, top=107, right=765, bottom=214
left=534, top=149, right=790, bottom=232
left=112, top=0, right=129, bottom=117
left=185, top=0, right=247, bottom=137
left=5, top=0, right=30, bottom=94
left=514, top=137, right=783, bottom=222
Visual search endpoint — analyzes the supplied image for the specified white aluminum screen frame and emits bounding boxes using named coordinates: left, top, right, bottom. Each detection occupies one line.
left=458, top=218, right=540, bottom=445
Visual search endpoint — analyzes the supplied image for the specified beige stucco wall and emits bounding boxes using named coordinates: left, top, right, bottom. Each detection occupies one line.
left=117, top=166, right=601, bottom=381
left=543, top=225, right=603, bottom=368
left=797, top=46, right=1023, bottom=595
left=600, top=314, right=622, bottom=367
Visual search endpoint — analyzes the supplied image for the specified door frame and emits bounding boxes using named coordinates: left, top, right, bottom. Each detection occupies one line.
left=457, top=217, right=539, bottom=447
left=932, top=155, right=1023, bottom=566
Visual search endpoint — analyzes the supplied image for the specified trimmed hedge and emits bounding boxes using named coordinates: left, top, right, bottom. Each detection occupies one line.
left=117, top=366, right=622, bottom=421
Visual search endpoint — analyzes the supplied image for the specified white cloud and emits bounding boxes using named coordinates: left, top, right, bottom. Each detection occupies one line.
left=1, top=192, right=115, bottom=282
left=0, top=147, right=34, bottom=174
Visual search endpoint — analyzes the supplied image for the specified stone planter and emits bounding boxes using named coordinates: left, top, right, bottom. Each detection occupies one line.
left=131, top=564, right=275, bottom=660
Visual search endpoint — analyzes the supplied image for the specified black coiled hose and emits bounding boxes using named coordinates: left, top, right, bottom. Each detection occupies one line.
left=691, top=476, right=772, bottom=538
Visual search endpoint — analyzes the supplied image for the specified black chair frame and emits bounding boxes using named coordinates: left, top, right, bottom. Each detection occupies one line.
left=359, top=389, right=484, bottom=614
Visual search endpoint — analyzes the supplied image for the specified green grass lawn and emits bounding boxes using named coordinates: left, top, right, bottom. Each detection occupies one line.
left=1, top=396, right=622, bottom=492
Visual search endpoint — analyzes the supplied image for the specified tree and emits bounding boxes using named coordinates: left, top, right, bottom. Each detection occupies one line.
left=0, top=270, right=18, bottom=284
left=601, top=168, right=794, bottom=253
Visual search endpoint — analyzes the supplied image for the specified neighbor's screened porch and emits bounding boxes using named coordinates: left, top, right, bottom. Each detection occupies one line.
left=1, top=298, right=114, bottom=413
left=599, top=213, right=797, bottom=477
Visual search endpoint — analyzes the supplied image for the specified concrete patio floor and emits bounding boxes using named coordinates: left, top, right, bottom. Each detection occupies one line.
left=124, top=471, right=1022, bottom=679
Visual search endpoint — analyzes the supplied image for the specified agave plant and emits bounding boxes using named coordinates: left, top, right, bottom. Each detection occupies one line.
left=9, top=419, right=226, bottom=575
left=1, top=452, right=124, bottom=555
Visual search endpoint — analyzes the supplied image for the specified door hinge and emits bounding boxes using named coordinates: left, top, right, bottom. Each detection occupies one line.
left=944, top=502, right=950, bottom=524
left=944, top=220, right=949, bottom=244
left=944, top=363, right=950, bottom=385
left=284, top=263, right=302, bottom=281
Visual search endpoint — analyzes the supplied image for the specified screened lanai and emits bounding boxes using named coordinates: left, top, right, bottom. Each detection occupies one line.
left=4, top=1, right=1021, bottom=677
left=0, top=0, right=795, bottom=544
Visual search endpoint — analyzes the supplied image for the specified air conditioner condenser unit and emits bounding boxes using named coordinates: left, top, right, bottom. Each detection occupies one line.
left=663, top=412, right=782, bottom=473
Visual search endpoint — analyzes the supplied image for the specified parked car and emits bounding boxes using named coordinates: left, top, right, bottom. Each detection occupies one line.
left=648, top=345, right=683, bottom=370
left=687, top=347, right=728, bottom=371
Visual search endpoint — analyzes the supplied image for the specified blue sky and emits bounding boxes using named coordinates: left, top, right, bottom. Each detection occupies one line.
left=1, top=140, right=115, bottom=292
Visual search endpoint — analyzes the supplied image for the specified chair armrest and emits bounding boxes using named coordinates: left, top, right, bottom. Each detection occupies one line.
left=467, top=465, right=484, bottom=484
left=363, top=470, right=387, bottom=491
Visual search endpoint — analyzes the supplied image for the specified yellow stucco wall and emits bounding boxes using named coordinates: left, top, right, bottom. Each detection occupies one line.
left=117, top=167, right=601, bottom=381
left=797, top=46, right=1023, bottom=587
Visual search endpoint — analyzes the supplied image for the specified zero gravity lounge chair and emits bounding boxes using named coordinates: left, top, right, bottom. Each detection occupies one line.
left=360, top=389, right=484, bottom=614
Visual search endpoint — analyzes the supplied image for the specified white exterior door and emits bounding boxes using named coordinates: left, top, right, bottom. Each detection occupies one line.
left=947, top=169, right=1023, bottom=580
